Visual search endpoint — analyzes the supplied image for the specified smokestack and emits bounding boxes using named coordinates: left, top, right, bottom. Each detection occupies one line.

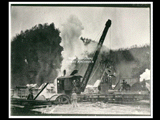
left=63, top=69, right=66, bottom=76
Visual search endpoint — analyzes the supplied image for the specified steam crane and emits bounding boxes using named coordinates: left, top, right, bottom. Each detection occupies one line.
left=11, top=19, right=150, bottom=106
left=11, top=19, right=112, bottom=106
left=47, top=19, right=112, bottom=103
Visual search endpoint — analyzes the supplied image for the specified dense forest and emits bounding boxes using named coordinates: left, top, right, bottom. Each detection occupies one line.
left=11, top=23, right=150, bottom=88
left=11, top=23, right=63, bottom=88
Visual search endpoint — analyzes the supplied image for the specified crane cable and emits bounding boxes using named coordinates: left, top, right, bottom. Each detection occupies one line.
left=78, top=59, right=85, bottom=73
left=94, top=26, right=105, bottom=42
left=78, top=22, right=109, bottom=81
left=78, top=25, right=105, bottom=77
left=88, top=60, right=100, bottom=82
left=110, top=26, right=111, bottom=50
left=100, top=70, right=106, bottom=80
left=87, top=23, right=112, bottom=83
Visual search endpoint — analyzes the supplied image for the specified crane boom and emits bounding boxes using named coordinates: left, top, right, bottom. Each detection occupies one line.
left=80, top=19, right=111, bottom=92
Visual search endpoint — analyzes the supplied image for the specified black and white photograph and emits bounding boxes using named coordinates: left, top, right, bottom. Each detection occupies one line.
left=9, top=2, right=153, bottom=118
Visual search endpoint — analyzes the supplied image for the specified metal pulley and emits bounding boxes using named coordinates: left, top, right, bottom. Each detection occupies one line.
left=105, top=67, right=113, bottom=76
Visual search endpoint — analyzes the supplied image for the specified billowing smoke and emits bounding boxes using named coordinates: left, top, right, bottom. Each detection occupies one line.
left=83, top=41, right=109, bottom=54
left=59, top=15, right=110, bottom=77
left=140, top=69, right=150, bottom=82
left=59, top=15, right=84, bottom=76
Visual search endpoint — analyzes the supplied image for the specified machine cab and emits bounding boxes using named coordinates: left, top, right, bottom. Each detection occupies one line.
left=57, top=75, right=82, bottom=95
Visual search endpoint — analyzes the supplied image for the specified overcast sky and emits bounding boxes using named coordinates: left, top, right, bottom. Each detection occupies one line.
left=10, top=5, right=150, bottom=49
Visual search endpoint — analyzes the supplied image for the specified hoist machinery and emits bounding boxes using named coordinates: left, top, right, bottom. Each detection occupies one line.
left=56, top=19, right=111, bottom=95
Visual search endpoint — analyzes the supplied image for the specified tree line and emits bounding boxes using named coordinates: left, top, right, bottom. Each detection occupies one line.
left=11, top=23, right=63, bottom=87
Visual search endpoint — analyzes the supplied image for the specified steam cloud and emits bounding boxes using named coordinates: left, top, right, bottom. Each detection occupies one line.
left=140, top=69, right=150, bottom=82
left=60, top=15, right=84, bottom=75
left=59, top=15, right=110, bottom=76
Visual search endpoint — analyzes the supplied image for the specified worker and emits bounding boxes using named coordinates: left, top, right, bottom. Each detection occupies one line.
left=121, top=80, right=130, bottom=91
left=27, top=88, right=34, bottom=100
left=142, top=79, right=146, bottom=90
left=73, top=80, right=77, bottom=86
left=71, top=90, right=78, bottom=108
left=122, top=80, right=127, bottom=91
left=72, top=80, right=78, bottom=93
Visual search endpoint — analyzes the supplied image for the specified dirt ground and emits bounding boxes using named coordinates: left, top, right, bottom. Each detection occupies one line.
left=31, top=101, right=150, bottom=116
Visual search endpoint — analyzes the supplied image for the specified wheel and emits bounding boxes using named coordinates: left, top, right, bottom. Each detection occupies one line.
left=56, top=95, right=71, bottom=104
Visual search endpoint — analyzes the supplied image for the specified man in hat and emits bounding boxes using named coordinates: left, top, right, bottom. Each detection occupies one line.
left=121, top=80, right=127, bottom=91
left=71, top=90, right=78, bottom=108
left=27, top=88, right=34, bottom=100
